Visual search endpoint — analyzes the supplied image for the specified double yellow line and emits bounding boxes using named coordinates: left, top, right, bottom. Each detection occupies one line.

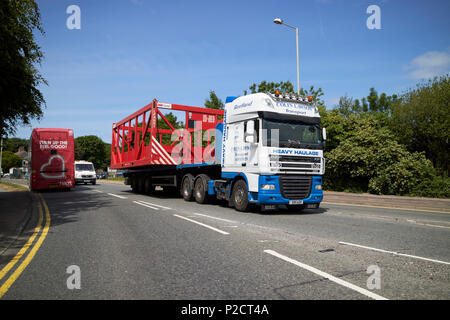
left=0, top=193, right=51, bottom=299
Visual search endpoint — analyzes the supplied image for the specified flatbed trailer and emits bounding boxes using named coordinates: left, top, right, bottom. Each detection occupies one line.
left=112, top=93, right=326, bottom=212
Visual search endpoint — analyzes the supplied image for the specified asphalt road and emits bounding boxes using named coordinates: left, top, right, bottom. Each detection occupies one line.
left=1, top=182, right=449, bottom=300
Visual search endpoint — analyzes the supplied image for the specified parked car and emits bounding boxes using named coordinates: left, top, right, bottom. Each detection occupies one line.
left=96, top=172, right=107, bottom=179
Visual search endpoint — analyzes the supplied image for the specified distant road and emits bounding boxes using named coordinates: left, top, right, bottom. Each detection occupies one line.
left=1, top=182, right=449, bottom=299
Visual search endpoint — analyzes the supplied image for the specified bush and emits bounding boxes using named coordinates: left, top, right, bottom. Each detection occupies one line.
left=410, top=175, right=450, bottom=198
left=324, top=114, right=446, bottom=197
left=367, top=151, right=435, bottom=195
left=1, top=150, right=23, bottom=172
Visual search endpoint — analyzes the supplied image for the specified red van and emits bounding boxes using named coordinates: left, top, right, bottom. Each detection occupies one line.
left=28, top=128, right=75, bottom=191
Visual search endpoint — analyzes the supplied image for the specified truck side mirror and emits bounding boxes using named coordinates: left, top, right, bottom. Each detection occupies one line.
left=322, top=127, right=327, bottom=140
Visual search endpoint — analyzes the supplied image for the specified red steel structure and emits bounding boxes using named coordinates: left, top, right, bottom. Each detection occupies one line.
left=111, top=99, right=224, bottom=169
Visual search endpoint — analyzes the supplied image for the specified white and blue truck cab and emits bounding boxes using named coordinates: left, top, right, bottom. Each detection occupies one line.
left=119, top=91, right=326, bottom=212
left=212, top=91, right=326, bottom=211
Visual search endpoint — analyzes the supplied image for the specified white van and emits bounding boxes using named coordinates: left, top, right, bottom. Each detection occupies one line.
left=74, top=160, right=96, bottom=185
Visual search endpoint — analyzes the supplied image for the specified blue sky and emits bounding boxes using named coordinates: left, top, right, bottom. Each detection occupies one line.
left=13, top=0, right=450, bottom=143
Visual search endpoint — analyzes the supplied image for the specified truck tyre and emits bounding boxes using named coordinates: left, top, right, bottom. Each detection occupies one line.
left=193, top=174, right=210, bottom=204
left=92, top=179, right=96, bottom=185
left=144, top=176, right=155, bottom=195
left=131, top=175, right=137, bottom=193
left=137, top=176, right=145, bottom=194
left=231, top=179, right=250, bottom=212
left=181, top=173, right=195, bottom=201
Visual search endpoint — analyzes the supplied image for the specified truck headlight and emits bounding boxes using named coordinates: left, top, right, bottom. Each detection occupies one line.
left=261, top=184, right=276, bottom=190
left=315, top=184, right=322, bottom=190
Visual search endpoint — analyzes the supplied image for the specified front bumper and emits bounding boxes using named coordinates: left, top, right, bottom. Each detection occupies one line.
left=75, top=178, right=96, bottom=184
left=249, top=175, right=323, bottom=205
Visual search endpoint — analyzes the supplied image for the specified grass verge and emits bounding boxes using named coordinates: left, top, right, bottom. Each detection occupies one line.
left=0, top=181, right=29, bottom=191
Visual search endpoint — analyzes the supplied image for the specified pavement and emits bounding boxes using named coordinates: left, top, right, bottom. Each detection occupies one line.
left=0, top=182, right=448, bottom=300
left=324, top=191, right=450, bottom=213
left=0, top=185, right=34, bottom=256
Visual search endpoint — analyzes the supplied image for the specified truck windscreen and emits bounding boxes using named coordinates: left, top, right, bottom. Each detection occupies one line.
left=262, top=118, right=324, bottom=149
left=76, top=164, right=94, bottom=171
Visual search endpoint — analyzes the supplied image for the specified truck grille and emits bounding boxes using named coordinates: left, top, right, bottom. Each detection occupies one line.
left=279, top=175, right=312, bottom=200
left=270, top=155, right=323, bottom=174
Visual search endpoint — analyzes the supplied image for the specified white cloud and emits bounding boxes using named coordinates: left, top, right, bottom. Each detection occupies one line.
left=406, top=50, right=450, bottom=80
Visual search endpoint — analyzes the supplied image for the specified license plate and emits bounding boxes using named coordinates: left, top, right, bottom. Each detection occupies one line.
left=84, top=180, right=90, bottom=183
left=289, top=200, right=303, bottom=205
left=48, top=184, right=59, bottom=188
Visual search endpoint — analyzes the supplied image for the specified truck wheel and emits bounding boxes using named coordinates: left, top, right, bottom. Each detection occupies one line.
left=137, top=176, right=145, bottom=194
left=193, top=174, right=210, bottom=204
left=92, top=179, right=96, bottom=185
left=131, top=175, right=137, bottom=193
left=232, top=180, right=250, bottom=212
left=181, top=174, right=194, bottom=201
left=144, top=177, right=154, bottom=195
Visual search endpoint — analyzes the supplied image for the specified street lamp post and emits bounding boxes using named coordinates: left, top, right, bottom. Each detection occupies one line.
left=273, top=18, right=300, bottom=95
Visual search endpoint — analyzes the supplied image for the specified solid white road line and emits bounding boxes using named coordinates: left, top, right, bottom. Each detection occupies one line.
left=92, top=190, right=103, bottom=193
left=107, top=193, right=128, bottom=199
left=133, top=201, right=160, bottom=210
left=339, top=241, right=450, bottom=266
left=193, top=213, right=237, bottom=223
left=173, top=214, right=230, bottom=235
left=264, top=250, right=388, bottom=300
left=135, top=200, right=171, bottom=210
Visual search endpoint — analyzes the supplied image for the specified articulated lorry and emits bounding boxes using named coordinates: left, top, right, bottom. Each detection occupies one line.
left=111, top=91, right=326, bottom=211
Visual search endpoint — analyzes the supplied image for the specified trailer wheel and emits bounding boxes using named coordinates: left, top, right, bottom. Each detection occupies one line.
left=231, top=180, right=250, bottom=212
left=181, top=173, right=194, bottom=201
left=131, top=175, right=137, bottom=193
left=137, top=176, right=145, bottom=194
left=144, top=176, right=155, bottom=195
left=193, top=174, right=210, bottom=204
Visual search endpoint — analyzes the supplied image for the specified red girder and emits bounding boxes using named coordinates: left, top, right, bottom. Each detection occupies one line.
left=111, top=98, right=224, bottom=169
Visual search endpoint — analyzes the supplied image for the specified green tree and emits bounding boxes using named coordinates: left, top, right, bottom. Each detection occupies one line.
left=3, top=137, right=29, bottom=152
left=156, top=112, right=183, bottom=145
left=324, top=114, right=440, bottom=196
left=104, top=143, right=111, bottom=168
left=75, top=136, right=107, bottom=170
left=0, top=0, right=47, bottom=137
left=204, top=90, right=224, bottom=109
left=246, top=80, right=295, bottom=95
left=390, top=75, right=450, bottom=175
left=1, top=150, right=22, bottom=172
left=243, top=80, right=325, bottom=108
